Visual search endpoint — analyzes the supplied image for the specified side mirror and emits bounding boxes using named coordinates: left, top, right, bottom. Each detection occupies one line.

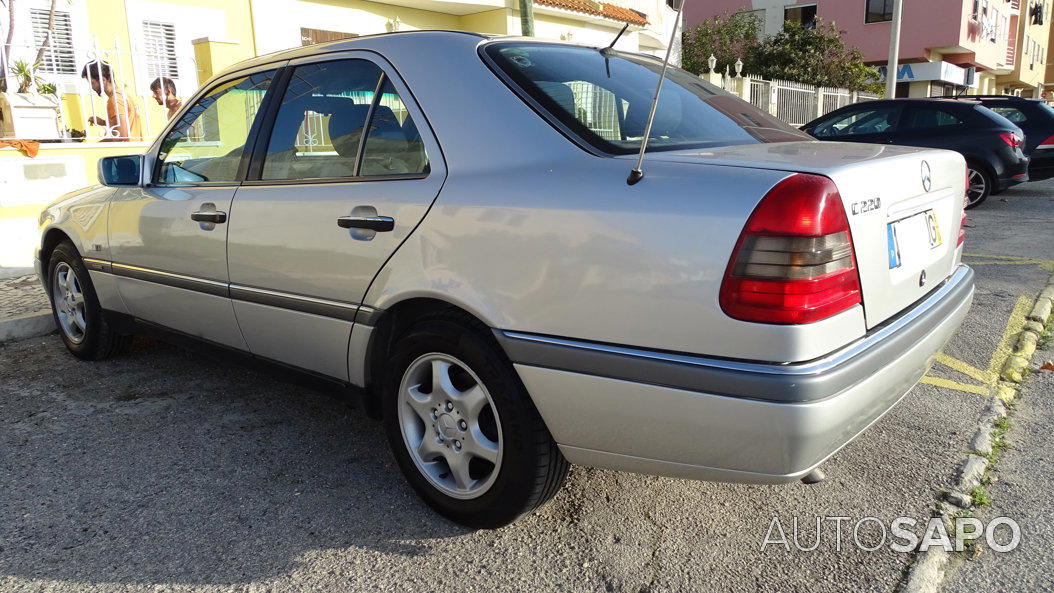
left=98, top=155, right=144, bottom=186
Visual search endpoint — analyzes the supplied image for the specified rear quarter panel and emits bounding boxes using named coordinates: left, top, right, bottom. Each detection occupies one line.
left=364, top=156, right=867, bottom=363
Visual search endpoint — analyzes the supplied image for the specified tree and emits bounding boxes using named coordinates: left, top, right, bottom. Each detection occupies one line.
left=681, top=11, right=761, bottom=76
left=747, top=21, right=883, bottom=92
left=31, top=0, right=57, bottom=70
left=681, top=13, right=883, bottom=92
left=1, top=0, right=15, bottom=92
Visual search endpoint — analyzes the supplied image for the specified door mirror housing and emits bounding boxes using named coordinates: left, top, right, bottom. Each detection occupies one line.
left=99, top=155, right=145, bottom=186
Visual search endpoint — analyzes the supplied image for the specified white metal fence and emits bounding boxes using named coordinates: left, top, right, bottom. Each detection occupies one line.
left=2, top=35, right=197, bottom=142
left=719, top=71, right=881, bottom=126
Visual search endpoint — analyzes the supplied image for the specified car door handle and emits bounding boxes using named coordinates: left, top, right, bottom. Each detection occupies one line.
left=337, top=215, right=395, bottom=232
left=191, top=210, right=227, bottom=224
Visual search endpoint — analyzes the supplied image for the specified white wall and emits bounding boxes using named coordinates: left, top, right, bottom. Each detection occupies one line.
left=124, top=0, right=229, bottom=97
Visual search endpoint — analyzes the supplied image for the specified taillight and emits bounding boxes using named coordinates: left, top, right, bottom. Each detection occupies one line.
left=999, top=132, right=1023, bottom=148
left=719, top=174, right=862, bottom=325
left=1038, top=134, right=1054, bottom=149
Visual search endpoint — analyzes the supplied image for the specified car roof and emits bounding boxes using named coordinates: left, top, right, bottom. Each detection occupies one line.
left=214, top=31, right=662, bottom=80
left=215, top=30, right=493, bottom=78
left=861, top=98, right=980, bottom=106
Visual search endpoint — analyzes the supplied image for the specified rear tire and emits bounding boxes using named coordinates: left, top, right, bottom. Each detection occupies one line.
left=47, top=241, right=132, bottom=360
left=965, top=164, right=992, bottom=209
left=382, top=314, right=569, bottom=528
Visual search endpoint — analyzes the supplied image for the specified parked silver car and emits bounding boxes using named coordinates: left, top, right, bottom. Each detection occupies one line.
left=36, top=31, right=974, bottom=527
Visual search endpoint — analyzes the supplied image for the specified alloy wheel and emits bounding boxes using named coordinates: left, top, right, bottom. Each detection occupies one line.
left=967, top=168, right=987, bottom=207
left=397, top=353, right=503, bottom=499
left=52, top=262, right=87, bottom=344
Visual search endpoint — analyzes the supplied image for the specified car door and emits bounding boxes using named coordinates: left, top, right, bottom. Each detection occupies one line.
left=892, top=104, right=967, bottom=150
left=225, top=53, right=445, bottom=379
left=107, top=66, right=280, bottom=349
left=808, top=104, right=901, bottom=145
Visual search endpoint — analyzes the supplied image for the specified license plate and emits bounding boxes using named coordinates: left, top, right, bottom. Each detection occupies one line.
left=887, top=210, right=941, bottom=269
left=924, top=211, right=942, bottom=248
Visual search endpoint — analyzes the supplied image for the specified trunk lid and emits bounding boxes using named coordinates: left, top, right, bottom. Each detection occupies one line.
left=645, top=141, right=966, bottom=328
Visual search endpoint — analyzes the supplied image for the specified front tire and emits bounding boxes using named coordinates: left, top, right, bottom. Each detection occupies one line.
left=382, top=315, right=568, bottom=528
left=47, top=241, right=131, bottom=360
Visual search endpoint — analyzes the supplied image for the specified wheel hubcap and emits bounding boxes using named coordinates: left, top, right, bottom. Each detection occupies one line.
left=967, top=169, right=986, bottom=205
left=397, top=353, right=503, bottom=499
left=52, top=262, right=87, bottom=344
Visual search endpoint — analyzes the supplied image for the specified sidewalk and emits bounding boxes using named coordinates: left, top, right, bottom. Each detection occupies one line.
left=944, top=339, right=1054, bottom=592
left=0, top=274, right=49, bottom=321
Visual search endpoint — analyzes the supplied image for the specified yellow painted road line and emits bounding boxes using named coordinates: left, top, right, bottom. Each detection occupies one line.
left=920, top=376, right=991, bottom=396
left=934, top=353, right=996, bottom=384
left=925, top=295, right=1033, bottom=397
left=987, top=296, right=1032, bottom=375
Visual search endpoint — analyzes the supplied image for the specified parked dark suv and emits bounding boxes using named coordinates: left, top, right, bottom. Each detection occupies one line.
left=942, top=95, right=1054, bottom=182
left=803, top=99, right=1028, bottom=208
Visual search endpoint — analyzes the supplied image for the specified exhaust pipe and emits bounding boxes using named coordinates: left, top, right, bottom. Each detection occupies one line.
left=801, top=468, right=826, bottom=485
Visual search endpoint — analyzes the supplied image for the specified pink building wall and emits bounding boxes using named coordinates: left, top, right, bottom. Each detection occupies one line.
left=684, top=0, right=1010, bottom=71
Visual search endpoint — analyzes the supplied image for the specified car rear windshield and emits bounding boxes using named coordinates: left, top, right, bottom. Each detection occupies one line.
left=483, top=42, right=810, bottom=155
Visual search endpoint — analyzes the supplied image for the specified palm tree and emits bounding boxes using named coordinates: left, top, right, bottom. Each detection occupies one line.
left=31, top=0, right=57, bottom=70
left=1, top=0, right=15, bottom=93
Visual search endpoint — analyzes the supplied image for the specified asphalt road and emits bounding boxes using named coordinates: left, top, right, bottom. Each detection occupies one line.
left=1, top=181, right=1052, bottom=593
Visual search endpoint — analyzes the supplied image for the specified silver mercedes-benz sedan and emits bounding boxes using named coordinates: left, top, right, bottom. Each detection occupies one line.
left=35, top=31, right=973, bottom=528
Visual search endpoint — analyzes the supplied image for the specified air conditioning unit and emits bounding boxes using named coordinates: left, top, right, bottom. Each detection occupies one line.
left=0, top=93, right=62, bottom=140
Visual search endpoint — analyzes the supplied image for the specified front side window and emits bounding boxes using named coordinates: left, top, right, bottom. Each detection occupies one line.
left=865, top=0, right=895, bottom=23
left=484, top=43, right=808, bottom=155
left=812, top=106, right=899, bottom=137
left=157, top=70, right=274, bottom=183
left=261, top=59, right=428, bottom=181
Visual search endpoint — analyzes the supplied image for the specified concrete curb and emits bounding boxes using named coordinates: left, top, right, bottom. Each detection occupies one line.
left=0, top=311, right=56, bottom=343
left=1000, top=276, right=1053, bottom=383
left=900, top=275, right=1054, bottom=593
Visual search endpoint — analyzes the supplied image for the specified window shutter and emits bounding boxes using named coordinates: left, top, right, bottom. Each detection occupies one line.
left=142, top=21, right=179, bottom=80
left=31, top=9, right=76, bottom=75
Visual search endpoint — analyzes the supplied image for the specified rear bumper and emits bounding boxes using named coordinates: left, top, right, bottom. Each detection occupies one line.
left=995, top=149, right=1029, bottom=190
left=1027, top=149, right=1054, bottom=181
left=501, top=265, right=974, bottom=483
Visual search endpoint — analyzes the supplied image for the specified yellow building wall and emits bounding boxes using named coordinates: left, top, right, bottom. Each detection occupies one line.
left=0, top=142, right=149, bottom=217
left=458, top=9, right=510, bottom=35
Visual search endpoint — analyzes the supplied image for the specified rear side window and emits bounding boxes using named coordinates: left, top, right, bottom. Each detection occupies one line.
left=261, top=59, right=429, bottom=181
left=990, top=106, right=1028, bottom=123
left=812, top=106, right=899, bottom=138
left=483, top=42, right=809, bottom=155
left=902, top=106, right=964, bottom=129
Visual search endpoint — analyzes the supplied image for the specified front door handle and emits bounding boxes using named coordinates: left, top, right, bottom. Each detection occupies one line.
left=337, top=215, right=395, bottom=232
left=191, top=210, right=227, bottom=224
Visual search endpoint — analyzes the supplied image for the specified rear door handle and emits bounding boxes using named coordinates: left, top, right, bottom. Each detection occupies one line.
left=191, top=210, right=227, bottom=224
left=337, top=215, right=395, bottom=232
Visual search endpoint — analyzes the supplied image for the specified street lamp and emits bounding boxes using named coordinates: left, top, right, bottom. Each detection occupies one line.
left=708, top=54, right=717, bottom=72
left=734, top=58, right=744, bottom=78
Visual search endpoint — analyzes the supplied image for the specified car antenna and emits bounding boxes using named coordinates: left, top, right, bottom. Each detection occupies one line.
left=604, top=23, right=630, bottom=53
left=628, top=0, right=686, bottom=185
left=602, top=23, right=630, bottom=78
